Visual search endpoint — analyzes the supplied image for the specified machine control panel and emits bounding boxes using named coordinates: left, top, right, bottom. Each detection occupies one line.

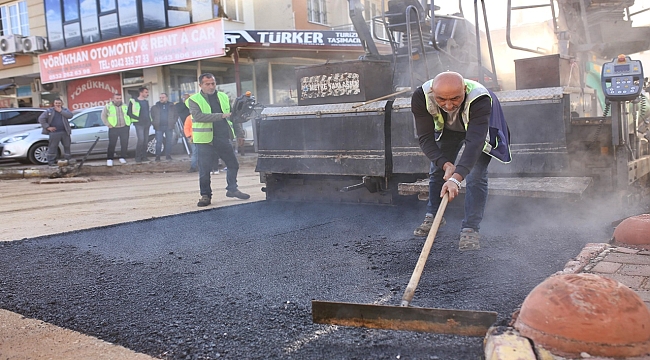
left=601, top=54, right=644, bottom=102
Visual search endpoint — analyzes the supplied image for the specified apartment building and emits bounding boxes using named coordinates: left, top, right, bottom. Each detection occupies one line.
left=0, top=0, right=384, bottom=109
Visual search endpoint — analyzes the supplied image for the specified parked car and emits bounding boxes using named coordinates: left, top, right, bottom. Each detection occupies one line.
left=0, top=108, right=46, bottom=139
left=0, top=106, right=160, bottom=165
left=240, top=120, right=255, bottom=149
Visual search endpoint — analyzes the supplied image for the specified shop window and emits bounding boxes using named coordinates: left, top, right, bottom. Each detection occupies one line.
left=117, top=0, right=138, bottom=36
left=307, top=0, right=328, bottom=25
left=100, top=0, right=116, bottom=12
left=223, top=0, right=244, bottom=21
left=142, top=0, right=166, bottom=31
left=0, top=1, right=29, bottom=36
left=80, top=0, right=99, bottom=42
left=63, top=1, right=79, bottom=22
left=44, top=0, right=63, bottom=49
left=271, top=64, right=297, bottom=105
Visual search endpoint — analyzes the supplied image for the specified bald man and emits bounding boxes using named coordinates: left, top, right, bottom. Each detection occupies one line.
left=411, top=71, right=492, bottom=251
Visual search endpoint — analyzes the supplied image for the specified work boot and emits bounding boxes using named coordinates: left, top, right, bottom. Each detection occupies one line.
left=459, top=228, right=480, bottom=251
left=226, top=190, right=250, bottom=200
left=197, top=195, right=211, bottom=207
left=413, top=214, right=446, bottom=237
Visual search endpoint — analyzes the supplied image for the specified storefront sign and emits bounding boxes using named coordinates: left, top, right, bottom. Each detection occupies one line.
left=2, top=54, right=15, bottom=65
left=0, top=98, right=12, bottom=108
left=66, top=73, right=121, bottom=111
left=224, top=30, right=362, bottom=47
left=39, top=18, right=225, bottom=84
left=300, top=73, right=361, bottom=100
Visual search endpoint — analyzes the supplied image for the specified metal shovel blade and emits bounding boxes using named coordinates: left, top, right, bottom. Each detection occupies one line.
left=312, top=300, right=497, bottom=336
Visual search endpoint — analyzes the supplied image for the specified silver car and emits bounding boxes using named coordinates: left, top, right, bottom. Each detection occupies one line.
left=0, top=106, right=159, bottom=165
left=0, top=108, right=46, bottom=139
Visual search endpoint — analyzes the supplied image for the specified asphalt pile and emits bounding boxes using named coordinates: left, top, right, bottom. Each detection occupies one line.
left=0, top=195, right=644, bottom=359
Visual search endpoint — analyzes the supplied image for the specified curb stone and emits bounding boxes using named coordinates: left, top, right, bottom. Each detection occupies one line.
left=0, top=155, right=258, bottom=180
left=484, top=242, right=649, bottom=360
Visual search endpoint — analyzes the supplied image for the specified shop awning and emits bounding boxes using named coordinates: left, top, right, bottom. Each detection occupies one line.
left=0, top=83, right=16, bottom=91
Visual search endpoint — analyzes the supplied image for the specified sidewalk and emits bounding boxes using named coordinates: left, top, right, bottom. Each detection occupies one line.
left=485, top=242, right=650, bottom=359
left=0, top=153, right=259, bottom=180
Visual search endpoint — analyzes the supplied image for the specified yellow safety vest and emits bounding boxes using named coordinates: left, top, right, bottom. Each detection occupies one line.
left=129, top=98, right=150, bottom=123
left=105, top=103, right=131, bottom=127
left=422, top=78, right=491, bottom=134
left=187, top=92, right=234, bottom=143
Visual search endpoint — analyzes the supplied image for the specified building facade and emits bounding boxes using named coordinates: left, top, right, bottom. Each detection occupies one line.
left=0, top=0, right=383, bottom=110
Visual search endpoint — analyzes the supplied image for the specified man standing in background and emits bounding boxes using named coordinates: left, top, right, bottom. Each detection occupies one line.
left=187, top=73, right=249, bottom=207
left=38, top=98, right=73, bottom=166
left=176, top=93, right=191, bottom=125
left=128, top=87, right=152, bottom=163
left=151, top=93, right=178, bottom=161
left=101, top=93, right=131, bottom=166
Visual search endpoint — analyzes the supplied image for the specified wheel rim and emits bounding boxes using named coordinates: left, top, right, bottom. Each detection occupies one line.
left=35, top=146, right=49, bottom=164
left=147, top=138, right=159, bottom=155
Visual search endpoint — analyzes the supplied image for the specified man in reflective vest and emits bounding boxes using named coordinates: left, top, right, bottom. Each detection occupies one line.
left=187, top=73, right=250, bottom=207
left=127, top=86, right=152, bottom=163
left=100, top=93, right=132, bottom=166
left=411, top=71, right=510, bottom=251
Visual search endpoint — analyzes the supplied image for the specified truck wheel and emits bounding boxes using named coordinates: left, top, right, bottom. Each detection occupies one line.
left=28, top=142, right=52, bottom=165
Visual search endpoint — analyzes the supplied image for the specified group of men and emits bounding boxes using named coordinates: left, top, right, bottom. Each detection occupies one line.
left=39, top=70, right=509, bottom=249
left=40, top=75, right=250, bottom=208
left=100, top=87, right=180, bottom=165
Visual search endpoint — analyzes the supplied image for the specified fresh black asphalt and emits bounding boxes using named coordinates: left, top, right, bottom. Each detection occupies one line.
left=0, top=194, right=645, bottom=359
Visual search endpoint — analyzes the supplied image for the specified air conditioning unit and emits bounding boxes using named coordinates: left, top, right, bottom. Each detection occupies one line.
left=0, top=35, right=24, bottom=55
left=22, top=36, right=47, bottom=53
left=33, top=78, right=61, bottom=93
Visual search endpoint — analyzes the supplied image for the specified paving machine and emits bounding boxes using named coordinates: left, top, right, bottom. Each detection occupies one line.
left=254, top=0, right=650, bottom=204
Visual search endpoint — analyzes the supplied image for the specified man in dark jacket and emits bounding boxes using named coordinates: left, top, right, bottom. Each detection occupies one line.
left=176, top=93, right=191, bottom=125
left=151, top=93, right=178, bottom=161
left=38, top=98, right=73, bottom=166
left=411, top=71, right=492, bottom=251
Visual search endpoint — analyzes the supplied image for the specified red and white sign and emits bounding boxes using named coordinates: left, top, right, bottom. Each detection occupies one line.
left=0, top=98, right=12, bottom=108
left=66, top=73, right=121, bottom=111
left=39, top=18, right=225, bottom=83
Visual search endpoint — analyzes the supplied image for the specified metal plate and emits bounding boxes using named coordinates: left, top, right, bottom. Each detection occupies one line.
left=398, top=176, right=594, bottom=199
left=312, top=300, right=497, bottom=336
left=261, top=101, right=388, bottom=117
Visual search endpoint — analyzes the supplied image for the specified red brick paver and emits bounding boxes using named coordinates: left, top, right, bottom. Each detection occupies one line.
left=581, top=246, right=650, bottom=308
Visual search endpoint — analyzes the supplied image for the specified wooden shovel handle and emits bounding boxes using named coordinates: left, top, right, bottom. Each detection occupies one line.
left=401, top=193, right=449, bottom=307
left=351, top=89, right=411, bottom=108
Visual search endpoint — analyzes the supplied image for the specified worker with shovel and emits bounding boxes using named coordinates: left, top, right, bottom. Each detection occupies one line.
left=411, top=71, right=511, bottom=250
left=312, top=71, right=508, bottom=332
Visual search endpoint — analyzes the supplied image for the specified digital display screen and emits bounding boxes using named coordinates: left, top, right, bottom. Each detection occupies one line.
left=614, top=64, right=630, bottom=72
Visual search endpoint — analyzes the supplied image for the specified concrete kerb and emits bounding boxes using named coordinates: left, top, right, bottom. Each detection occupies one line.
left=0, top=154, right=259, bottom=180
left=483, top=243, right=630, bottom=360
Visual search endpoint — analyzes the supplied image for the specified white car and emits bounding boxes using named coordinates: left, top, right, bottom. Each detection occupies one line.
left=0, top=106, right=160, bottom=165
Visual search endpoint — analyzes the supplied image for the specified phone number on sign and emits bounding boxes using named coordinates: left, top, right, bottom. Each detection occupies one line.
left=152, top=47, right=218, bottom=63
left=98, top=54, right=150, bottom=71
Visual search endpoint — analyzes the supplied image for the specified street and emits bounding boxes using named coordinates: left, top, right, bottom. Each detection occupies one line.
left=0, top=163, right=646, bottom=359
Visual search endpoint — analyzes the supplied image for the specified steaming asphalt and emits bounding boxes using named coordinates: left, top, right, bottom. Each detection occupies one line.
left=0, top=194, right=640, bottom=359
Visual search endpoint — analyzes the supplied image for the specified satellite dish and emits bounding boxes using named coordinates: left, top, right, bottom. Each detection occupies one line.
left=42, top=83, right=54, bottom=91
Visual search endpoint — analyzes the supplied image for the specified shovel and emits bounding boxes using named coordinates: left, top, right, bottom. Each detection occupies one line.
left=312, top=193, right=497, bottom=336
